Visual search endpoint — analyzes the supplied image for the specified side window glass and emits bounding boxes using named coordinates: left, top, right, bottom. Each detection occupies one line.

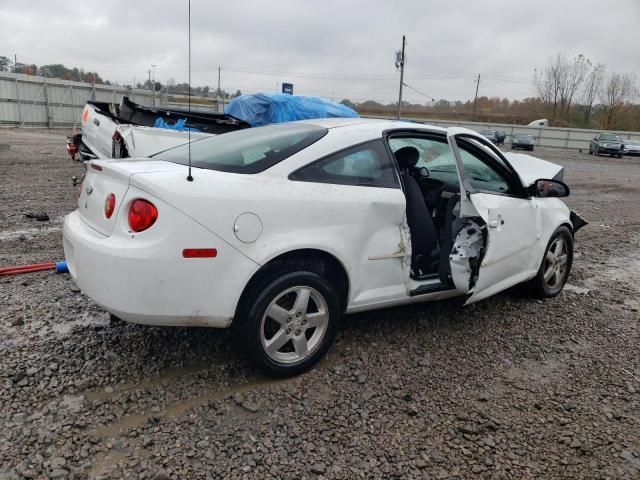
left=388, top=136, right=460, bottom=191
left=290, top=140, right=399, bottom=188
left=457, top=145, right=511, bottom=194
left=389, top=137, right=455, bottom=172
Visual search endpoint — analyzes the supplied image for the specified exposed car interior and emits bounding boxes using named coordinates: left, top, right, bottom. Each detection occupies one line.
left=390, top=138, right=463, bottom=284
left=389, top=133, right=517, bottom=285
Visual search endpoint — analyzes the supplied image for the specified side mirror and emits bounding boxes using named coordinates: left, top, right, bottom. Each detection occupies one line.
left=593, top=137, right=598, bottom=141
left=528, top=179, right=570, bottom=198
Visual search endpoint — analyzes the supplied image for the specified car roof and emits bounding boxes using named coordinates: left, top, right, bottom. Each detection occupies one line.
left=293, top=117, right=448, bottom=135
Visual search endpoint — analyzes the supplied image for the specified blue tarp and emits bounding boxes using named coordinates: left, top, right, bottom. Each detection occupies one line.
left=154, top=117, right=200, bottom=132
left=224, top=93, right=359, bottom=127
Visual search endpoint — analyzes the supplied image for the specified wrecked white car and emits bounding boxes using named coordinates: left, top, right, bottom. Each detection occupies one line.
left=63, top=119, right=586, bottom=376
left=66, top=96, right=249, bottom=161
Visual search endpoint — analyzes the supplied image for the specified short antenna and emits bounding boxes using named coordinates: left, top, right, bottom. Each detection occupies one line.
left=186, top=0, right=194, bottom=182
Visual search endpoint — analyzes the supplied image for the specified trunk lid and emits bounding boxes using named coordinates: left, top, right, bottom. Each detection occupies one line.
left=77, top=160, right=186, bottom=236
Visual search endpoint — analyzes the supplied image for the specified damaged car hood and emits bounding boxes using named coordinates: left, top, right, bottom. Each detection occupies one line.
left=503, top=152, right=564, bottom=186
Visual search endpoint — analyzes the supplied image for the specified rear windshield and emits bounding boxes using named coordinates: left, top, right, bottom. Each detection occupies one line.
left=514, top=134, right=533, bottom=139
left=153, top=123, right=328, bottom=173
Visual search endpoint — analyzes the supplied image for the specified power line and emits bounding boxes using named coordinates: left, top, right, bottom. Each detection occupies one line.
left=402, top=82, right=436, bottom=101
left=482, top=74, right=533, bottom=85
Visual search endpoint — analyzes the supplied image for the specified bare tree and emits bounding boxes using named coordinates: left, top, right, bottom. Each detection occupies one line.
left=534, top=53, right=590, bottom=123
left=599, top=72, right=638, bottom=129
left=534, top=54, right=562, bottom=120
left=581, top=63, right=605, bottom=126
left=560, top=54, right=590, bottom=120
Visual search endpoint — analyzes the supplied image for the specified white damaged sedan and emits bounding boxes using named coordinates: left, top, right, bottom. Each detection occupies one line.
left=63, top=119, right=586, bottom=376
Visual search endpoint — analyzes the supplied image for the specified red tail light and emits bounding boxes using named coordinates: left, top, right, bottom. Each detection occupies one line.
left=128, top=199, right=158, bottom=232
left=104, top=193, right=116, bottom=219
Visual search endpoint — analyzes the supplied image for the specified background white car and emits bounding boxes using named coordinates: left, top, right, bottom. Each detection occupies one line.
left=63, top=119, right=584, bottom=376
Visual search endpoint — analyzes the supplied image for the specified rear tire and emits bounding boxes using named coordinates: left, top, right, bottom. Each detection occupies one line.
left=233, top=269, right=340, bottom=377
left=529, top=226, right=573, bottom=298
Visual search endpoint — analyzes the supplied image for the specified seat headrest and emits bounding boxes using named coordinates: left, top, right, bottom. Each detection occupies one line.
left=394, top=146, right=420, bottom=169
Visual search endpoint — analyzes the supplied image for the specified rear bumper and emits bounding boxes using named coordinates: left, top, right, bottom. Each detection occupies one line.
left=63, top=208, right=259, bottom=328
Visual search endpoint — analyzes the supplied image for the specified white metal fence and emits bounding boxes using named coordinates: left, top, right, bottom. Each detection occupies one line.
left=0, top=72, right=225, bottom=128
left=367, top=115, right=640, bottom=151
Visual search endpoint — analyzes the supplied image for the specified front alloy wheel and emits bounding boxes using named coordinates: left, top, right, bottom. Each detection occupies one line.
left=531, top=226, right=573, bottom=298
left=542, top=237, right=569, bottom=290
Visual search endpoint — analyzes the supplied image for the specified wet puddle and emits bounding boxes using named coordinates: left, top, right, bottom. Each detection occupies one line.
left=583, top=250, right=640, bottom=293
left=39, top=311, right=111, bottom=336
left=89, top=448, right=128, bottom=479
left=564, top=284, right=591, bottom=295
left=0, top=216, right=65, bottom=242
left=94, top=377, right=287, bottom=438
left=0, top=225, right=62, bottom=242
left=84, top=364, right=210, bottom=402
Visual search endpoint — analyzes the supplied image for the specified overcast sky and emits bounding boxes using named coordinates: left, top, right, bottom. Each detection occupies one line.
left=1, top=0, right=638, bottom=103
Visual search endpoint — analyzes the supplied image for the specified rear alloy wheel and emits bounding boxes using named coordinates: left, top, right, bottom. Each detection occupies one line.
left=234, top=270, right=340, bottom=377
left=530, top=226, right=573, bottom=298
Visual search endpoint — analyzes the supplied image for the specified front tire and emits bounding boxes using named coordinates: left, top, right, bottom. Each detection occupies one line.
left=530, top=226, right=573, bottom=298
left=233, top=270, right=340, bottom=377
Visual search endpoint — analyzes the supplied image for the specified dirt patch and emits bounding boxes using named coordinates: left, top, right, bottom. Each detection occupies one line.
left=1, top=131, right=639, bottom=479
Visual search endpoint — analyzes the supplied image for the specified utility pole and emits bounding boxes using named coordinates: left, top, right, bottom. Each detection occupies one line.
left=472, top=73, right=480, bottom=121
left=217, top=66, right=221, bottom=111
left=13, top=54, right=17, bottom=73
left=151, top=64, right=157, bottom=106
left=396, top=35, right=406, bottom=120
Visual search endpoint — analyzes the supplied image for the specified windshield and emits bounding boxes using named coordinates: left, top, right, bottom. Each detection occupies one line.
left=515, top=134, right=533, bottom=140
left=600, top=134, right=622, bottom=142
left=153, top=123, right=328, bottom=173
left=626, top=140, right=640, bottom=146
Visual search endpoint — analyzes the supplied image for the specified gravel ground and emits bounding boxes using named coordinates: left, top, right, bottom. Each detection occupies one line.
left=1, top=129, right=639, bottom=480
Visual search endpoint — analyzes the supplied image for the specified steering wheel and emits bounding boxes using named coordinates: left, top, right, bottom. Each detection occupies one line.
left=417, top=166, right=430, bottom=178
